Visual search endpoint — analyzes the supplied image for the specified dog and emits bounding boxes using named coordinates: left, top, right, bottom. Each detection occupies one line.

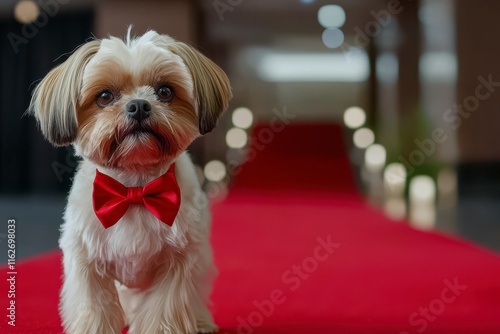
left=29, top=29, right=231, bottom=334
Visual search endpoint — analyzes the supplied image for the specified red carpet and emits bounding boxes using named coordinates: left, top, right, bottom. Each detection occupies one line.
left=2, top=123, right=500, bottom=333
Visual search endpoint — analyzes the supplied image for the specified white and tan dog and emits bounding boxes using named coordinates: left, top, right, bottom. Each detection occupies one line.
left=30, top=29, right=231, bottom=334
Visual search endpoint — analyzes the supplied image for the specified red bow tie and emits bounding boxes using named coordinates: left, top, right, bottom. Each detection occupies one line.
left=92, top=164, right=181, bottom=229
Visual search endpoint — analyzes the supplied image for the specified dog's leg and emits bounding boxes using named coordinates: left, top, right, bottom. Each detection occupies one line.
left=60, top=250, right=125, bottom=334
left=193, top=246, right=218, bottom=334
left=128, top=253, right=207, bottom=334
left=128, top=265, right=196, bottom=333
left=116, top=281, right=142, bottom=327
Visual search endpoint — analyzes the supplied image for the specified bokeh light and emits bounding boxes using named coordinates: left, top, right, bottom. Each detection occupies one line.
left=204, top=160, right=226, bottom=182
left=410, top=202, right=436, bottom=230
left=353, top=128, right=375, bottom=149
left=384, top=163, right=407, bottom=196
left=232, top=107, right=253, bottom=129
left=322, top=28, right=344, bottom=48
left=226, top=128, right=248, bottom=149
left=409, top=176, right=436, bottom=203
left=343, top=106, right=366, bottom=129
left=365, top=144, right=386, bottom=172
left=318, top=5, right=346, bottom=28
left=14, top=0, right=39, bottom=24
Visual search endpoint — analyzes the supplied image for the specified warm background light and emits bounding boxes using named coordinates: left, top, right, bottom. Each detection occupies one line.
left=410, top=202, right=436, bottom=230
left=14, top=0, right=39, bottom=24
left=365, top=144, right=386, bottom=172
left=226, top=127, right=248, bottom=149
left=353, top=128, right=375, bottom=149
left=204, top=160, right=226, bottom=182
left=343, top=106, right=366, bottom=129
left=409, top=176, right=436, bottom=203
left=232, top=107, right=253, bottom=129
left=409, top=177, right=436, bottom=230
left=384, top=163, right=407, bottom=196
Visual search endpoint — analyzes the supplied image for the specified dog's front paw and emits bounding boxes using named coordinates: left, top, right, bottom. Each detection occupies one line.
left=63, top=309, right=124, bottom=334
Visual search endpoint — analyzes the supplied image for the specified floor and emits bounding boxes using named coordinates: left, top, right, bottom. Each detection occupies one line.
left=455, top=196, right=500, bottom=251
left=0, top=190, right=499, bottom=266
left=0, top=195, right=64, bottom=263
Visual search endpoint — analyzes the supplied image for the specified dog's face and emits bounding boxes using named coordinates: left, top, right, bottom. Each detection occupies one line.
left=30, top=31, right=231, bottom=169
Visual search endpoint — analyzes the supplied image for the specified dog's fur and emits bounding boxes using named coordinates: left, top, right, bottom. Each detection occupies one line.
left=29, top=29, right=231, bottom=334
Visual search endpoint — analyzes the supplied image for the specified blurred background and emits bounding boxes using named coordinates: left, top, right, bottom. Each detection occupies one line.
left=0, top=0, right=499, bottom=260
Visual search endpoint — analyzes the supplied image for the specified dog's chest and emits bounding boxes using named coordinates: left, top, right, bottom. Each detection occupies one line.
left=110, top=251, right=166, bottom=289
left=100, top=207, right=184, bottom=289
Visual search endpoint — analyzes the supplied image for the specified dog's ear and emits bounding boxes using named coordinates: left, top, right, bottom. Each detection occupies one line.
left=167, top=42, right=232, bottom=135
left=29, top=40, right=101, bottom=146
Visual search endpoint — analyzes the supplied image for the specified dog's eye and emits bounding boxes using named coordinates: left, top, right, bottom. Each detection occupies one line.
left=156, top=86, right=174, bottom=102
left=96, top=90, right=114, bottom=107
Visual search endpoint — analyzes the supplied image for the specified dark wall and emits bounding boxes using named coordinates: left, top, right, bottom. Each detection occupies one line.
left=456, top=0, right=500, bottom=163
left=0, top=11, right=94, bottom=194
left=455, top=0, right=500, bottom=197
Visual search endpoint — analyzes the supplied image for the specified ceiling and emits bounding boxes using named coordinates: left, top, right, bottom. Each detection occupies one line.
left=198, top=0, right=389, bottom=46
left=0, top=0, right=390, bottom=45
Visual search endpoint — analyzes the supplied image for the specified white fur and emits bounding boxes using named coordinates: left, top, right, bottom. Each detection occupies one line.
left=60, top=152, right=218, bottom=334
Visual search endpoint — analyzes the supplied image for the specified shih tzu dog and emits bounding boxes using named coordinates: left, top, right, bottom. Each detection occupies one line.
left=29, top=29, right=231, bottom=334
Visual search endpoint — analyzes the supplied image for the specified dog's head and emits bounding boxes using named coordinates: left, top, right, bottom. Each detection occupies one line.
left=30, top=30, right=232, bottom=169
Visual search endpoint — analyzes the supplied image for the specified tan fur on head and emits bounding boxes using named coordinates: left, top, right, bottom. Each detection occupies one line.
left=74, top=32, right=202, bottom=169
left=30, top=30, right=232, bottom=170
left=167, top=42, right=232, bottom=135
left=29, top=40, right=101, bottom=146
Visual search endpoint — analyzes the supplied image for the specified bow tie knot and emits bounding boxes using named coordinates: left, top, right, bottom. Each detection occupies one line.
left=127, top=187, right=144, bottom=204
left=92, top=163, right=181, bottom=229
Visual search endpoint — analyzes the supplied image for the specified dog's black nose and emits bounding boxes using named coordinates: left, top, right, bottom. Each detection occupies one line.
left=126, top=99, right=151, bottom=121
